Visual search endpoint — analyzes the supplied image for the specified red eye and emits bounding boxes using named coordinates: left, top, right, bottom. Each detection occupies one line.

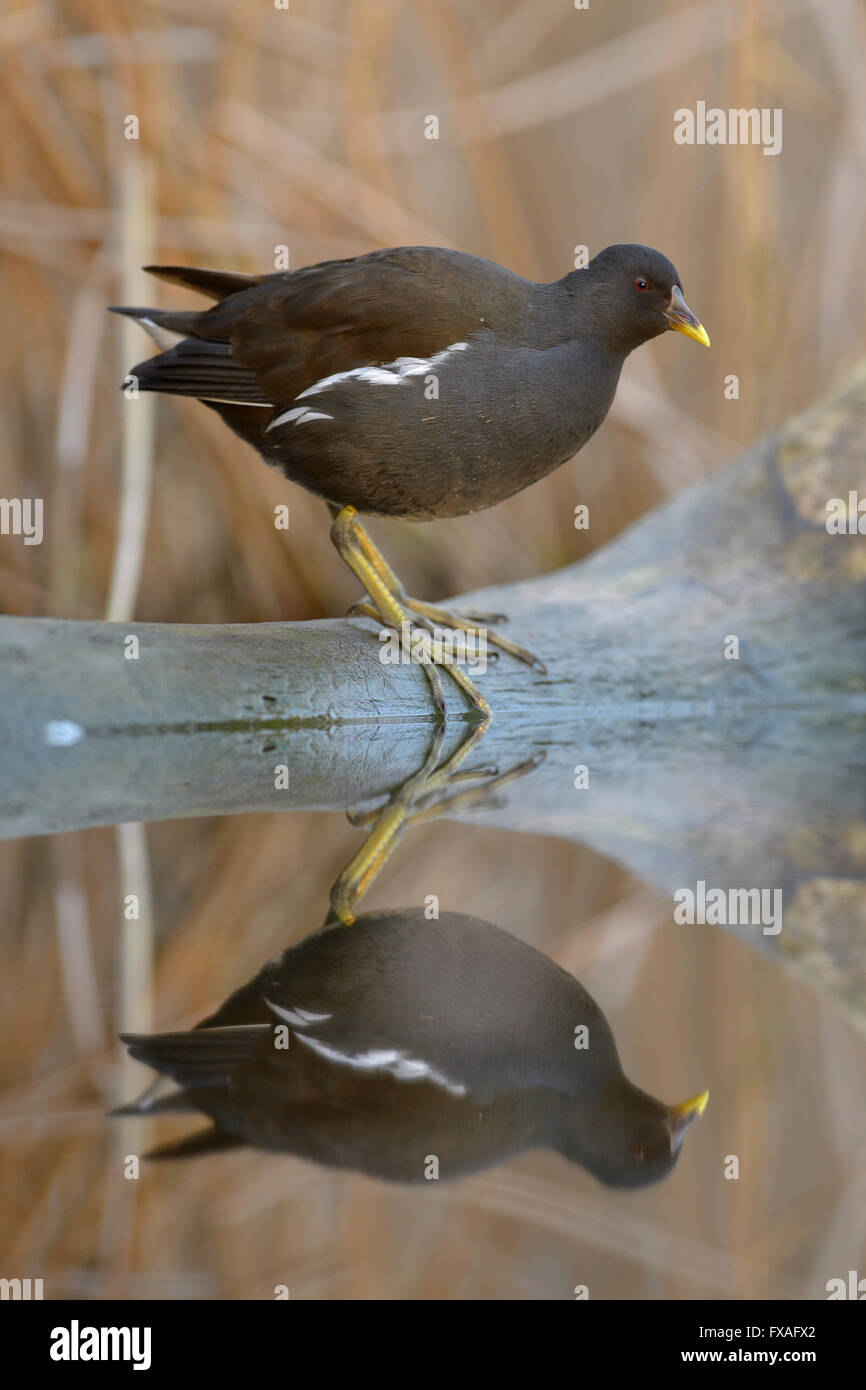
left=634, top=277, right=649, bottom=292
left=633, top=1143, right=648, bottom=1162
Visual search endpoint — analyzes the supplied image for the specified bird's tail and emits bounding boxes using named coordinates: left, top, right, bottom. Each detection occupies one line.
left=111, top=1025, right=267, bottom=1159
left=109, top=264, right=277, bottom=448
left=110, top=309, right=273, bottom=410
left=109, top=1088, right=245, bottom=1160
left=142, top=264, right=260, bottom=301
left=109, top=263, right=260, bottom=343
left=118, top=1024, right=270, bottom=1089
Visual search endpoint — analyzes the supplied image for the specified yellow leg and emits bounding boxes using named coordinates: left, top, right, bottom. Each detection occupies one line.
left=350, top=517, right=546, bottom=673
left=328, top=719, right=545, bottom=925
left=331, top=506, right=492, bottom=717
left=326, top=506, right=547, bottom=923
left=329, top=724, right=446, bottom=924
left=354, top=525, right=507, bottom=625
left=346, top=599, right=447, bottom=715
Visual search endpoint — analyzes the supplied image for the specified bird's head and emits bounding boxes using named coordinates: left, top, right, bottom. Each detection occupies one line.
left=579, top=243, right=710, bottom=355
left=563, top=1077, right=709, bottom=1189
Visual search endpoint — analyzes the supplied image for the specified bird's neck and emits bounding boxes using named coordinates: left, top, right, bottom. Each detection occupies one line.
left=556, top=270, right=644, bottom=357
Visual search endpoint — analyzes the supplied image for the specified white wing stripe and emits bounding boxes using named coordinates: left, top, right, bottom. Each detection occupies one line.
left=294, top=1032, right=467, bottom=1096
left=267, top=405, right=334, bottom=431
left=264, top=340, right=470, bottom=423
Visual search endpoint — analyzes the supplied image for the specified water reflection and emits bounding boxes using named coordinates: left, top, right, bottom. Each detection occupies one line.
left=116, top=907, right=707, bottom=1188
left=329, top=718, right=543, bottom=923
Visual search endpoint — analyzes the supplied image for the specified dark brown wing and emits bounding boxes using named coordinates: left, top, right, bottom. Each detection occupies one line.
left=115, top=247, right=530, bottom=438
left=214, top=246, right=531, bottom=403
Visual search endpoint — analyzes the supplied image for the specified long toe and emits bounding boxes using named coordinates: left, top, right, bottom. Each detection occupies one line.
left=402, top=595, right=545, bottom=673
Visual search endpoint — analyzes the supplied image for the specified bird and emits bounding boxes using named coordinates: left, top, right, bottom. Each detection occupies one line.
left=112, top=243, right=709, bottom=715
left=114, top=908, right=708, bottom=1188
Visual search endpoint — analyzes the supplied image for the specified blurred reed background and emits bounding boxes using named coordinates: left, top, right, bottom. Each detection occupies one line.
left=1, top=0, right=865, bottom=1299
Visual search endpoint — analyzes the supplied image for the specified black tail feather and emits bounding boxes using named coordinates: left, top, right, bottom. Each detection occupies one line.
left=119, top=1025, right=270, bottom=1084
left=143, top=264, right=261, bottom=301
left=108, top=304, right=209, bottom=340
left=125, top=336, right=273, bottom=405
left=108, top=1089, right=202, bottom=1118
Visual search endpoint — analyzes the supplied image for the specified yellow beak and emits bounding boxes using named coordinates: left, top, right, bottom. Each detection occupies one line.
left=667, top=1089, right=710, bottom=1150
left=665, top=285, right=710, bottom=347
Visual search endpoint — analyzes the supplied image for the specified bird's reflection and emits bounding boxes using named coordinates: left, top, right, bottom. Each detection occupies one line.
left=328, top=716, right=543, bottom=924
left=115, top=908, right=707, bottom=1188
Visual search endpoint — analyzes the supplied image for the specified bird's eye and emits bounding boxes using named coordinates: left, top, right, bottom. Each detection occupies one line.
left=632, top=1143, right=648, bottom=1162
left=634, top=277, right=649, bottom=292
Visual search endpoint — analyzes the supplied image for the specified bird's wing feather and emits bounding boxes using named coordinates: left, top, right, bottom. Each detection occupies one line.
left=221, top=247, right=526, bottom=404
left=123, top=248, right=526, bottom=413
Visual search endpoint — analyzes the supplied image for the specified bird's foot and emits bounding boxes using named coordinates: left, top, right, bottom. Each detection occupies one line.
left=343, top=598, right=487, bottom=717
left=331, top=506, right=491, bottom=717
left=400, top=596, right=546, bottom=673
left=331, top=507, right=545, bottom=718
left=328, top=720, right=544, bottom=925
left=347, top=748, right=545, bottom=830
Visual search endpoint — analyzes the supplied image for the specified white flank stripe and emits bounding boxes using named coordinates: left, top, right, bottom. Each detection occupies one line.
left=266, top=339, right=470, bottom=432
left=293, top=340, right=470, bottom=400
left=293, top=1032, right=467, bottom=1096
left=267, top=405, right=334, bottom=431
